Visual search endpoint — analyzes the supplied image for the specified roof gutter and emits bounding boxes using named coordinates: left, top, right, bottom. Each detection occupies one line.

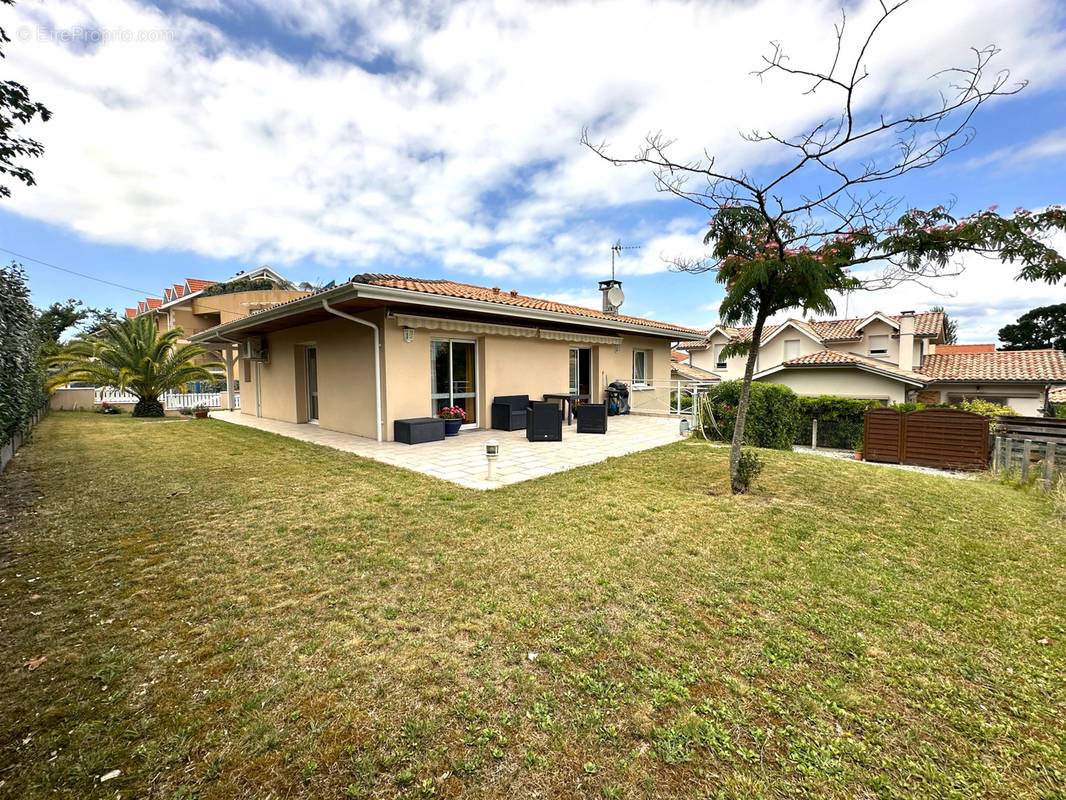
left=321, top=299, right=383, bottom=443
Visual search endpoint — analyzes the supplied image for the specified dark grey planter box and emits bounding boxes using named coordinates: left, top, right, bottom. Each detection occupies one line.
left=576, top=403, right=608, bottom=434
left=394, top=417, right=445, bottom=445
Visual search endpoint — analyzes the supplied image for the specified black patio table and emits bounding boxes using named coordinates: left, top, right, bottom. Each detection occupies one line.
left=542, top=393, right=575, bottom=425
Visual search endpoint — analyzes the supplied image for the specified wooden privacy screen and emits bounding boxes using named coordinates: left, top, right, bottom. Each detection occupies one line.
left=863, top=408, right=989, bottom=470
left=864, top=408, right=903, bottom=463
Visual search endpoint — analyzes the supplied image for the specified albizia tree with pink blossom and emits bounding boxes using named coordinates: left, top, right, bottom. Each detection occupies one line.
left=584, top=0, right=1066, bottom=493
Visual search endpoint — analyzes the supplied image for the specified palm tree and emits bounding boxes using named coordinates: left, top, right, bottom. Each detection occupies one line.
left=47, top=316, right=222, bottom=417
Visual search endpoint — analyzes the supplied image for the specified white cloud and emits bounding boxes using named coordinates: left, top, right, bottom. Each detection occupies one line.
left=4, top=0, right=1066, bottom=298
left=965, top=127, right=1066, bottom=170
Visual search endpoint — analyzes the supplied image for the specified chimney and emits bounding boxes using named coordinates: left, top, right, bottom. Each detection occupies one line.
left=898, top=310, right=916, bottom=371
left=598, top=279, right=625, bottom=316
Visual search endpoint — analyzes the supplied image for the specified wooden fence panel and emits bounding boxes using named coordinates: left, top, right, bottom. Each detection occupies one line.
left=996, top=415, right=1066, bottom=444
left=864, top=408, right=902, bottom=463
left=862, top=407, right=990, bottom=470
left=901, top=408, right=989, bottom=470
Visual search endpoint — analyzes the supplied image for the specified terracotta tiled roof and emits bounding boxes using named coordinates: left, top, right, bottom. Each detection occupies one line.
left=173, top=284, right=185, bottom=297
left=934, top=343, right=995, bottom=354
left=163, top=288, right=173, bottom=302
left=145, top=298, right=162, bottom=310
left=726, top=324, right=780, bottom=342
left=671, top=359, right=720, bottom=382
left=124, top=308, right=137, bottom=319
left=921, top=349, right=1066, bottom=382
left=777, top=349, right=928, bottom=383
left=675, top=339, right=710, bottom=351
left=1049, top=386, right=1066, bottom=403
left=695, top=311, right=946, bottom=345
left=185, top=278, right=215, bottom=292
left=137, top=301, right=147, bottom=313
left=349, top=274, right=703, bottom=335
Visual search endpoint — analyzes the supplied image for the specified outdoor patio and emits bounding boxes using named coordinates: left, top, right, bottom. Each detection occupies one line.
left=209, top=410, right=685, bottom=489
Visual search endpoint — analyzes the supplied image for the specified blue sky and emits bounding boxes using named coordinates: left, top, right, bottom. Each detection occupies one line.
left=2, top=0, right=1066, bottom=342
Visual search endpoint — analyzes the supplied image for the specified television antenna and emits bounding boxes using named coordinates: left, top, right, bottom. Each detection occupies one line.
left=610, top=241, right=640, bottom=280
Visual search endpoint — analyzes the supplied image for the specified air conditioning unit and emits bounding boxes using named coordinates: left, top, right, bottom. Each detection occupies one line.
left=241, top=335, right=268, bottom=361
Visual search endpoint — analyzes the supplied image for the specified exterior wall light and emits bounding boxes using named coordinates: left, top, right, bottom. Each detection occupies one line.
left=485, top=439, right=500, bottom=481
left=402, top=327, right=414, bottom=343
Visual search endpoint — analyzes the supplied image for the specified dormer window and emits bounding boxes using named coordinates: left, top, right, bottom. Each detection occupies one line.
left=869, top=334, right=889, bottom=356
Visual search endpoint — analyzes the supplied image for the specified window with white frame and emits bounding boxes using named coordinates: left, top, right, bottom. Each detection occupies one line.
left=714, top=344, right=727, bottom=370
left=783, top=338, right=800, bottom=360
left=632, top=349, right=650, bottom=386
left=868, top=334, right=889, bottom=356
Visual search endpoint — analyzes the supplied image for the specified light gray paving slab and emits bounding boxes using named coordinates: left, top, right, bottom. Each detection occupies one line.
left=209, top=410, right=685, bottom=490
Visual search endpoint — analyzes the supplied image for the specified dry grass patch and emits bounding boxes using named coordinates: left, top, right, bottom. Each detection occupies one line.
left=0, top=412, right=1064, bottom=799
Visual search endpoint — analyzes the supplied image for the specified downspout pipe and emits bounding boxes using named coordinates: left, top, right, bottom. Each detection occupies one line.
left=322, top=299, right=383, bottom=442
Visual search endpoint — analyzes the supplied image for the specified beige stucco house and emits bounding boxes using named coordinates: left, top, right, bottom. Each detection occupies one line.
left=678, top=311, right=1066, bottom=415
left=189, top=275, right=701, bottom=442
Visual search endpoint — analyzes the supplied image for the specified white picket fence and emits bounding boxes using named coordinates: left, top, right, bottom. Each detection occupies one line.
left=94, top=388, right=240, bottom=410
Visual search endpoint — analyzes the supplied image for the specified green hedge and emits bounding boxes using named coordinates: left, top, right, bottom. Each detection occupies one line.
left=699, top=381, right=799, bottom=450
left=200, top=278, right=279, bottom=297
left=0, top=264, right=46, bottom=446
left=794, top=396, right=881, bottom=450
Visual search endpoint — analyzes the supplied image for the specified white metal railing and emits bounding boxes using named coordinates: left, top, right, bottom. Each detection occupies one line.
left=163, top=392, right=241, bottom=410
left=94, top=388, right=240, bottom=410
left=610, top=379, right=716, bottom=415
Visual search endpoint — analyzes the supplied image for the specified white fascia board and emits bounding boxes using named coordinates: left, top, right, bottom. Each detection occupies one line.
left=854, top=312, right=899, bottom=332
left=760, top=320, right=823, bottom=347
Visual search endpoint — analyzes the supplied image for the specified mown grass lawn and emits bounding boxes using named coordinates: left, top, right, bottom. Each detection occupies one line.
left=1, top=412, right=1064, bottom=799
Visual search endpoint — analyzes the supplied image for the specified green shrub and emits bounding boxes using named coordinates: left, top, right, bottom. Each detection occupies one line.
left=200, top=277, right=280, bottom=297
left=734, top=449, right=764, bottom=493
left=699, top=381, right=799, bottom=450
left=952, top=397, right=1016, bottom=420
left=1055, top=404, right=1066, bottom=419
left=795, top=396, right=880, bottom=449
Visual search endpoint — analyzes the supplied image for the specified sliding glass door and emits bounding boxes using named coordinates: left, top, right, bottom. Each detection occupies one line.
left=305, top=346, right=319, bottom=422
left=569, top=347, right=591, bottom=402
left=431, top=340, right=478, bottom=425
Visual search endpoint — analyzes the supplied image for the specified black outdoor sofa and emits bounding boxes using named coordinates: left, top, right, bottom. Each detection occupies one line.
left=491, top=395, right=529, bottom=431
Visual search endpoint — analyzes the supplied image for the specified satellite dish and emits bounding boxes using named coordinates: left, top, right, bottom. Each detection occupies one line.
left=607, top=285, right=625, bottom=308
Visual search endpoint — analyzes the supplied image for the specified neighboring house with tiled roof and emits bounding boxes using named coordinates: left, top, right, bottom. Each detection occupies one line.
left=190, top=275, right=703, bottom=442
left=670, top=358, right=720, bottom=384
left=910, top=348, right=1066, bottom=414
left=129, top=266, right=308, bottom=341
left=122, top=266, right=308, bottom=392
left=679, top=310, right=945, bottom=401
left=670, top=349, right=720, bottom=384
left=678, top=310, right=1066, bottom=413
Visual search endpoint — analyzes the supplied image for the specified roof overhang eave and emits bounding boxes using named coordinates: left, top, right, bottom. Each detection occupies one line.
left=190, top=283, right=698, bottom=343
left=923, top=377, right=1062, bottom=384
left=758, top=361, right=926, bottom=387
left=352, top=284, right=698, bottom=338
